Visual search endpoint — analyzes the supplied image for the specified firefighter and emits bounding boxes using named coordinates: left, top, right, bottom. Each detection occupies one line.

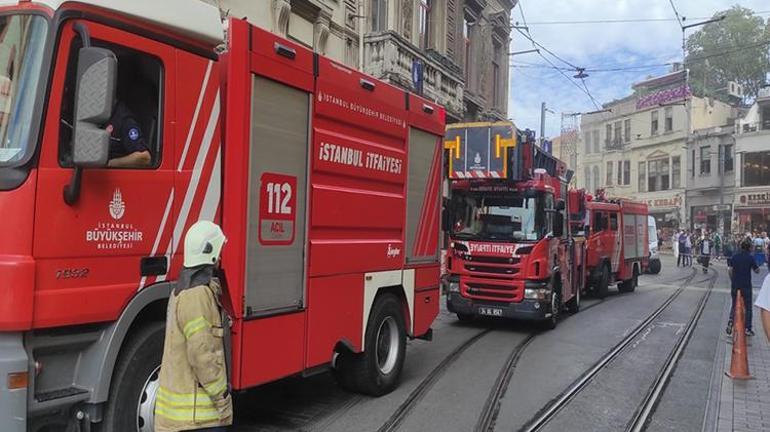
left=155, top=220, right=232, bottom=432
left=105, top=100, right=152, bottom=168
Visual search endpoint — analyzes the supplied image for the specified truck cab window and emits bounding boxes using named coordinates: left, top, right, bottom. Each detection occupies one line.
left=609, top=213, right=618, bottom=231
left=593, top=212, right=604, bottom=232
left=59, top=37, right=162, bottom=168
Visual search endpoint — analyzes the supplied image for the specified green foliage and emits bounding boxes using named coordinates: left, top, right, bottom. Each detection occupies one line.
left=685, top=6, right=770, bottom=102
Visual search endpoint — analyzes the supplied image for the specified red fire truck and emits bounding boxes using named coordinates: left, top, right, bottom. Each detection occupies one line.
left=443, top=122, right=585, bottom=329
left=583, top=191, right=649, bottom=298
left=0, top=2, right=444, bottom=430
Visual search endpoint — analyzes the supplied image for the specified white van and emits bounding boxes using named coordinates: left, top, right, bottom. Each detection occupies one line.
left=648, top=216, right=661, bottom=274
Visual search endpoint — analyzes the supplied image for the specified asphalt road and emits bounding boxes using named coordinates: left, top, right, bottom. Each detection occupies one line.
left=233, top=255, right=732, bottom=432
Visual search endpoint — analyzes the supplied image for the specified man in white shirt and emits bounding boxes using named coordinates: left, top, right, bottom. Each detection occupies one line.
left=756, top=274, right=770, bottom=342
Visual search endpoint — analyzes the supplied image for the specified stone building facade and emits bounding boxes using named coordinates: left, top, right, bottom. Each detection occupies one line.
left=205, top=0, right=515, bottom=122
left=733, top=87, right=770, bottom=234
left=576, top=69, right=736, bottom=245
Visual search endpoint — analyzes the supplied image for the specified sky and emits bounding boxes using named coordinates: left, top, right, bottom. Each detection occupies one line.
left=508, top=0, right=770, bottom=138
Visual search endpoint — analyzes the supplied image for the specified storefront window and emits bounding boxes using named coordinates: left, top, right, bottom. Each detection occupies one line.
left=742, top=151, right=770, bottom=187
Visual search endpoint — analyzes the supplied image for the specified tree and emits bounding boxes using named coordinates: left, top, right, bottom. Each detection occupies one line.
left=685, top=6, right=770, bottom=102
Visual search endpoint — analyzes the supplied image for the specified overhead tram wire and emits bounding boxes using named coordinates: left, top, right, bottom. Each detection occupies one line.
left=668, top=0, right=684, bottom=28
left=520, top=11, right=770, bottom=26
left=514, top=1, right=603, bottom=112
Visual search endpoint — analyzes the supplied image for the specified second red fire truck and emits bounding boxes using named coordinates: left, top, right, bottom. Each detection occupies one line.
left=443, top=122, right=585, bottom=329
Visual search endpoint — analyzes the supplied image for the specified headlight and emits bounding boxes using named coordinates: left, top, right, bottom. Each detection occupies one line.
left=448, top=282, right=460, bottom=293
left=524, top=288, right=549, bottom=300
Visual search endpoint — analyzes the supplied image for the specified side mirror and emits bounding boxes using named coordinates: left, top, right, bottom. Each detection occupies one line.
left=72, top=46, right=117, bottom=167
left=553, top=214, right=564, bottom=237
left=441, top=206, right=450, bottom=232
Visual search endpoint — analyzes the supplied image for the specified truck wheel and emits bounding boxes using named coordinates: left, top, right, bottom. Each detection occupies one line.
left=648, top=259, right=661, bottom=274
left=566, top=285, right=580, bottom=314
left=543, top=278, right=562, bottom=330
left=595, top=265, right=609, bottom=299
left=619, top=267, right=639, bottom=293
left=338, top=294, right=406, bottom=396
left=101, top=322, right=165, bottom=432
left=457, top=313, right=475, bottom=322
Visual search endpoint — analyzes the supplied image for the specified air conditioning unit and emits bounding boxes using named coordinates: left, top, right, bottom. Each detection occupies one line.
left=728, top=81, right=744, bottom=98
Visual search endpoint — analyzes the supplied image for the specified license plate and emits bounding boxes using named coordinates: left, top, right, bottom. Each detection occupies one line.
left=478, top=307, right=503, bottom=317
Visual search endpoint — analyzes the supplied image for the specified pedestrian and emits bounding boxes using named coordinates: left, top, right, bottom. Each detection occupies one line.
left=685, top=231, right=693, bottom=267
left=714, top=231, right=722, bottom=261
left=700, top=234, right=712, bottom=274
left=155, top=221, right=232, bottom=432
left=727, top=238, right=760, bottom=337
left=754, top=231, right=766, bottom=267
left=755, top=273, right=770, bottom=343
left=763, top=232, right=770, bottom=271
left=677, top=230, right=686, bottom=267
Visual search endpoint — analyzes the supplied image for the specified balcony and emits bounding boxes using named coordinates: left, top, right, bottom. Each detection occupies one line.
left=364, top=31, right=464, bottom=120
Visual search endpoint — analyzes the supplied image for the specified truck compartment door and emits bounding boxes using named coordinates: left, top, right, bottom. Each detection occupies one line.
left=244, top=76, right=309, bottom=316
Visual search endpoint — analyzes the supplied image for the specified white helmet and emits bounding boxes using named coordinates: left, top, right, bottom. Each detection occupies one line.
left=184, top=221, right=227, bottom=268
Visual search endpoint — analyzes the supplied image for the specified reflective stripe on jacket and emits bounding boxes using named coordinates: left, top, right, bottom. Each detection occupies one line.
left=155, top=280, right=232, bottom=432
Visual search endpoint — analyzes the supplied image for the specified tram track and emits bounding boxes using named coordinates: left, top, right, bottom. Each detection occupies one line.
left=378, top=290, right=615, bottom=432
left=520, top=267, right=704, bottom=432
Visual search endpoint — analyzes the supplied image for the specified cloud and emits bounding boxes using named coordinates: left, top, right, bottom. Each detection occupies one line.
left=508, top=0, right=769, bottom=138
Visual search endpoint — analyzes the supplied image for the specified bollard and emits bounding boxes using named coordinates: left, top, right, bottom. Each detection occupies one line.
left=726, top=290, right=751, bottom=380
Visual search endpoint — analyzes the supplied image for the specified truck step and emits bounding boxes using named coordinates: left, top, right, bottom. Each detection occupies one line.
left=36, top=387, right=89, bottom=402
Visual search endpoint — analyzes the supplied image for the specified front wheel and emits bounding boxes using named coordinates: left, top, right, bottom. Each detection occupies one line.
left=333, top=294, right=406, bottom=396
left=594, top=265, right=610, bottom=299
left=543, top=278, right=562, bottom=330
left=101, top=322, right=165, bottom=432
left=648, top=259, right=661, bottom=274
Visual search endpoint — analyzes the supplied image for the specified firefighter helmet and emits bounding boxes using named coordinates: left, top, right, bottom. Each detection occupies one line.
left=184, top=220, right=227, bottom=267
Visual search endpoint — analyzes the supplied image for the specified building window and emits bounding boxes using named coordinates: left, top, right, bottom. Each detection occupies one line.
left=651, top=110, right=659, bottom=135
left=584, top=166, right=591, bottom=190
left=648, top=158, right=670, bottom=192
left=463, top=16, right=472, bottom=82
left=700, top=146, right=711, bottom=175
left=605, top=124, right=612, bottom=148
left=664, top=107, right=673, bottom=132
left=613, top=121, right=621, bottom=147
left=723, top=144, right=734, bottom=172
left=592, top=130, right=599, bottom=154
left=672, top=156, right=680, bottom=189
left=592, top=166, right=600, bottom=192
left=419, top=0, right=431, bottom=49
left=624, top=119, right=631, bottom=143
left=371, top=0, right=388, bottom=32
left=638, top=161, right=647, bottom=192
left=584, top=132, right=590, bottom=154
left=492, top=41, right=501, bottom=108
left=623, top=160, right=630, bottom=185
left=743, top=151, right=770, bottom=187
left=691, top=149, right=695, bottom=178
left=606, top=161, right=613, bottom=186
left=617, top=160, right=622, bottom=185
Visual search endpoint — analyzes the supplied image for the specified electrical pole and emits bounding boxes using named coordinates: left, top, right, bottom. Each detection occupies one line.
left=539, top=102, right=546, bottom=148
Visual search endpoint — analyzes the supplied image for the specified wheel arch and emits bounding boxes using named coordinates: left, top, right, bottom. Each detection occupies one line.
left=83, top=282, right=172, bottom=404
left=362, top=270, right=415, bottom=350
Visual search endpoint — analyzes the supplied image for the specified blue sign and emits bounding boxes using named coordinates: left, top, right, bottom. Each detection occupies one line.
left=412, top=59, right=424, bottom=95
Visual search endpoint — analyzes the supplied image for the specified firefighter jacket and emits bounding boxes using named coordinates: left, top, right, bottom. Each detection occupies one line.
left=155, top=276, right=232, bottom=431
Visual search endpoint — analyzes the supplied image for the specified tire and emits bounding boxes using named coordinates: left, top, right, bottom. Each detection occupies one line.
left=566, top=283, right=580, bottom=314
left=648, top=259, right=661, bottom=274
left=456, top=313, right=475, bottom=322
left=594, top=264, right=610, bottom=299
left=101, top=322, right=165, bottom=432
left=543, top=277, right=561, bottom=330
left=619, top=267, right=639, bottom=293
left=335, top=294, right=406, bottom=396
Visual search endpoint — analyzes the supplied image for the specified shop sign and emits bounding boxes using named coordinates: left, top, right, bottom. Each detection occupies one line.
left=646, top=195, right=682, bottom=209
left=738, top=192, right=770, bottom=207
left=636, top=84, right=691, bottom=109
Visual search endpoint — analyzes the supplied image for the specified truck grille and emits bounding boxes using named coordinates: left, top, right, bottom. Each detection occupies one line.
left=463, top=256, right=520, bottom=277
left=463, top=279, right=522, bottom=302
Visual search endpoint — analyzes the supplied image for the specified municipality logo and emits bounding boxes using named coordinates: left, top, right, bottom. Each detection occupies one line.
left=109, top=189, right=126, bottom=220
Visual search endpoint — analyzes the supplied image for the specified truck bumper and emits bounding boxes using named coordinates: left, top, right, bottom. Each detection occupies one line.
left=0, top=333, right=27, bottom=432
left=446, top=293, right=550, bottom=320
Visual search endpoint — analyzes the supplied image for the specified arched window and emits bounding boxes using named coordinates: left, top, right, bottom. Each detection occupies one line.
left=584, top=167, right=591, bottom=190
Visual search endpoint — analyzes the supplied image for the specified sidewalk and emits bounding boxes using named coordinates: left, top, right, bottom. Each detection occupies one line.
left=711, top=269, right=770, bottom=432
